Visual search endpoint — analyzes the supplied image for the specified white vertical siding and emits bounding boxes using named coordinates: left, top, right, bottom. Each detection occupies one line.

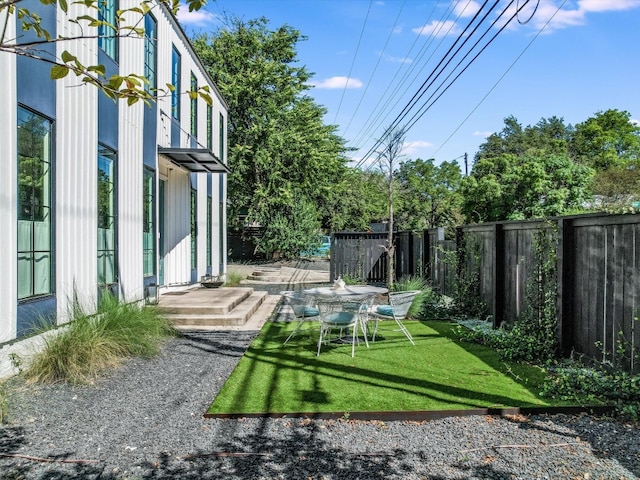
left=161, top=163, right=191, bottom=285
left=0, top=10, right=18, bottom=342
left=118, top=2, right=145, bottom=302
left=55, top=5, right=99, bottom=321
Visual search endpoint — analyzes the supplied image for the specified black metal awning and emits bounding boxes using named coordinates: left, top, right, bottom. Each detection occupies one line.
left=158, top=147, right=229, bottom=174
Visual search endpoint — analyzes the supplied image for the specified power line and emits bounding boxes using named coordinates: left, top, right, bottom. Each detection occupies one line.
left=333, top=0, right=373, bottom=125
left=340, top=0, right=407, bottom=139
left=355, top=0, right=504, bottom=169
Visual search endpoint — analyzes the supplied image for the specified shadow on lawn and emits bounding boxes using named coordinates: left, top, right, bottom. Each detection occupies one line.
left=209, top=320, right=551, bottom=416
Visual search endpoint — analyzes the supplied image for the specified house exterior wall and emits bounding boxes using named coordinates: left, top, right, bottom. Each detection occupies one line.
left=0, top=0, right=228, bottom=344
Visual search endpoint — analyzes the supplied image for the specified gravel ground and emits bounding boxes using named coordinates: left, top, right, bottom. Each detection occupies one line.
left=1, top=328, right=639, bottom=480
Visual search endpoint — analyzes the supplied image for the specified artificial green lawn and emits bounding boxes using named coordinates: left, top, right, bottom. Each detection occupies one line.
left=207, top=320, right=569, bottom=415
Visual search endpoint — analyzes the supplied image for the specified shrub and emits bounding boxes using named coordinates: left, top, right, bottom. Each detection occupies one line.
left=24, top=294, right=175, bottom=384
left=224, top=269, right=246, bottom=287
left=391, top=276, right=433, bottom=319
left=541, top=362, right=640, bottom=420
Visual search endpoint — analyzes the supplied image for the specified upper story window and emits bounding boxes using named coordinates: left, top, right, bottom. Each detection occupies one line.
left=219, top=113, right=225, bottom=161
left=17, top=106, right=54, bottom=300
left=206, top=105, right=212, bottom=150
left=98, top=0, right=118, bottom=61
left=144, top=14, right=157, bottom=94
left=190, top=73, right=197, bottom=138
left=171, top=46, right=181, bottom=119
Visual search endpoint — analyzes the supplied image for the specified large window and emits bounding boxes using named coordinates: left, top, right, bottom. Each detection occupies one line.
left=98, top=0, right=118, bottom=60
left=98, top=145, right=117, bottom=289
left=17, top=107, right=53, bottom=300
left=171, top=46, right=181, bottom=119
left=143, top=14, right=157, bottom=94
left=190, top=188, right=197, bottom=270
left=190, top=73, right=197, bottom=138
left=143, top=168, right=155, bottom=277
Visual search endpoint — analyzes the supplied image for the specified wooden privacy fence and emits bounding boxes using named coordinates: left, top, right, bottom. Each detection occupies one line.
left=330, top=231, right=427, bottom=283
left=330, top=213, right=640, bottom=372
left=447, top=214, right=640, bottom=372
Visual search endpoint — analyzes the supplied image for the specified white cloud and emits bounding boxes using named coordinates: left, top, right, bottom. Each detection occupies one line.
left=524, top=0, right=640, bottom=33
left=381, top=53, right=413, bottom=64
left=412, top=20, right=462, bottom=38
left=454, top=0, right=482, bottom=18
left=631, top=118, right=640, bottom=127
left=176, top=6, right=218, bottom=27
left=401, top=140, right=433, bottom=155
left=473, top=130, right=493, bottom=138
left=308, top=76, right=363, bottom=89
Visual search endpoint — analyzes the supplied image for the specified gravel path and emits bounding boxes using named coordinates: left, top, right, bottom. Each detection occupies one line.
left=1, top=329, right=639, bottom=479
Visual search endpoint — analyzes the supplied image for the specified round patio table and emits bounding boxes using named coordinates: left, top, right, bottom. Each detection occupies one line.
left=302, top=285, right=388, bottom=296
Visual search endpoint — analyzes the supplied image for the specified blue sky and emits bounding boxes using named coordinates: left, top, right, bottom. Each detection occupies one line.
left=178, top=0, right=640, bottom=171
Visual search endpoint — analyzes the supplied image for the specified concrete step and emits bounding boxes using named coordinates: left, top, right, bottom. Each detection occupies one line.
left=165, top=290, right=268, bottom=328
left=158, top=287, right=253, bottom=315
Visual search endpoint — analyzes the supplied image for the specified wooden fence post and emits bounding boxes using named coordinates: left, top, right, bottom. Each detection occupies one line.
left=556, top=217, right=575, bottom=357
left=493, top=223, right=505, bottom=329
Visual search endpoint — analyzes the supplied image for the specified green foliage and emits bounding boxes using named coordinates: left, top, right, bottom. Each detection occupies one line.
left=0, top=383, right=7, bottom=423
left=569, top=109, right=640, bottom=170
left=253, top=198, right=322, bottom=259
left=24, top=294, right=175, bottom=384
left=541, top=363, right=640, bottom=420
left=449, top=236, right=488, bottom=319
left=223, top=269, right=246, bottom=287
left=4, top=0, right=210, bottom=105
left=395, top=158, right=464, bottom=232
left=192, top=18, right=364, bottom=238
left=391, top=275, right=434, bottom=319
left=462, top=151, right=594, bottom=223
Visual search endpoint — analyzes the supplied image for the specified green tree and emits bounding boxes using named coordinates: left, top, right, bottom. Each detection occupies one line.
left=3, top=0, right=211, bottom=104
left=192, top=16, right=357, bottom=253
left=462, top=152, right=593, bottom=222
left=321, top=168, right=387, bottom=232
left=475, top=115, right=572, bottom=161
left=569, top=109, right=640, bottom=170
left=395, top=158, right=463, bottom=232
left=569, top=109, right=640, bottom=208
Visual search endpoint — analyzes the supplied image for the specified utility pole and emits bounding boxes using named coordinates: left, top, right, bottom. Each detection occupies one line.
left=464, top=152, right=468, bottom=176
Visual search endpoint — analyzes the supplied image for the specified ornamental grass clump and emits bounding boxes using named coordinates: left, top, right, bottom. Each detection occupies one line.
left=391, top=275, right=433, bottom=318
left=24, top=294, right=175, bottom=385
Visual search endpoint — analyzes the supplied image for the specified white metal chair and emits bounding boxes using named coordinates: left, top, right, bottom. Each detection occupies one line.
left=280, top=290, right=319, bottom=346
left=368, top=290, right=420, bottom=345
left=316, top=294, right=371, bottom=357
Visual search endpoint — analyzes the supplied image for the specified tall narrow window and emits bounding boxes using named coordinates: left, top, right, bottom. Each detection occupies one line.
left=190, top=188, right=197, bottom=270
left=206, top=195, right=212, bottom=268
left=17, top=107, right=53, bottom=300
left=219, top=113, right=225, bottom=161
left=171, top=46, right=181, bottom=119
left=144, top=14, right=157, bottom=94
left=98, top=0, right=118, bottom=60
left=98, top=145, right=117, bottom=290
left=206, top=105, right=212, bottom=150
left=190, top=73, right=197, bottom=138
left=142, top=168, right=155, bottom=277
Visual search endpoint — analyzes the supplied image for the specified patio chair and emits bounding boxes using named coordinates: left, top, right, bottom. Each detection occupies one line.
left=280, top=290, right=319, bottom=346
left=368, top=290, right=420, bottom=345
left=316, top=294, right=371, bottom=357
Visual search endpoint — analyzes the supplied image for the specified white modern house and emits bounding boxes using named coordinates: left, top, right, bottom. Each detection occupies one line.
left=0, top=0, right=228, bottom=345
